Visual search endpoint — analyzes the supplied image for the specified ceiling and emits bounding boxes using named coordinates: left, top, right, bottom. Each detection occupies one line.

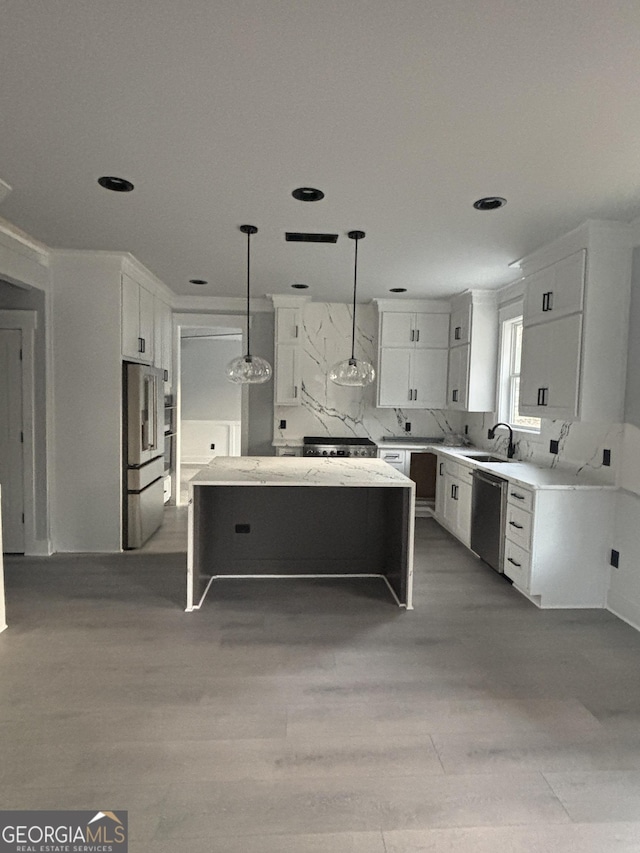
left=1, top=1, right=640, bottom=302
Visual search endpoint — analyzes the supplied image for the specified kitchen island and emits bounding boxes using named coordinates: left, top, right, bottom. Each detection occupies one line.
left=186, top=456, right=415, bottom=611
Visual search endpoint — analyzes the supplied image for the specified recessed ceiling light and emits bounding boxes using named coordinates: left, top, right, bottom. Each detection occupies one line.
left=389, top=288, right=407, bottom=293
left=473, top=196, right=506, bottom=211
left=189, top=278, right=208, bottom=285
left=292, top=187, right=324, bottom=202
left=98, top=176, right=134, bottom=192
left=291, top=283, right=309, bottom=289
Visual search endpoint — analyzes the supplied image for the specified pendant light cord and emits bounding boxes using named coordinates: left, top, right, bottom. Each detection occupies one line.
left=246, top=228, right=252, bottom=359
left=351, top=236, right=358, bottom=361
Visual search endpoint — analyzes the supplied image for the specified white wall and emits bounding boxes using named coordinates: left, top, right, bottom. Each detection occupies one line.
left=181, top=337, right=242, bottom=420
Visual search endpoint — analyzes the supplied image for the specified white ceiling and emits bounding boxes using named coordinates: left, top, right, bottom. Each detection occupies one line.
left=1, top=1, right=640, bottom=302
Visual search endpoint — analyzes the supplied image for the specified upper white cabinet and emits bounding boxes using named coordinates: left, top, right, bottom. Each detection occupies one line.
left=121, top=272, right=155, bottom=364
left=519, top=221, right=632, bottom=423
left=380, top=311, right=449, bottom=349
left=154, top=296, right=173, bottom=388
left=446, top=291, right=498, bottom=412
left=271, top=295, right=308, bottom=407
left=375, top=300, right=450, bottom=409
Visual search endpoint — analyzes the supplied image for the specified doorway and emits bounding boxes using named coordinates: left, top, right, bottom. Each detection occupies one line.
left=179, top=326, right=243, bottom=503
left=0, top=328, right=25, bottom=552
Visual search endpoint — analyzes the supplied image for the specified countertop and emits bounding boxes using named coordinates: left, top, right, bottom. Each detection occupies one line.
left=189, top=456, right=415, bottom=488
left=387, top=444, right=614, bottom=490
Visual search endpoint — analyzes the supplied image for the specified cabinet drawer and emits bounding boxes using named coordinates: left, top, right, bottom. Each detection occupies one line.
left=444, top=459, right=473, bottom=485
left=379, top=449, right=407, bottom=465
left=505, top=504, right=532, bottom=550
left=504, top=540, right=531, bottom=589
left=507, top=484, right=534, bottom=512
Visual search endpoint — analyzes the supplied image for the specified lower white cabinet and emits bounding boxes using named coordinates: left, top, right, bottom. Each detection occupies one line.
left=440, top=459, right=473, bottom=546
left=379, top=448, right=409, bottom=475
left=502, top=481, right=614, bottom=608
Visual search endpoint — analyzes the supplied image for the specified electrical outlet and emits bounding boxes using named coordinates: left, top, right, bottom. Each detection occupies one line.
left=279, top=419, right=287, bottom=430
left=405, top=422, right=411, bottom=432
left=610, top=549, right=620, bottom=568
left=235, top=524, right=251, bottom=534
left=603, top=448, right=611, bottom=467
left=464, top=424, right=469, bottom=435
left=210, top=443, right=215, bottom=450
left=487, top=429, right=492, bottom=439
left=549, top=439, right=559, bottom=454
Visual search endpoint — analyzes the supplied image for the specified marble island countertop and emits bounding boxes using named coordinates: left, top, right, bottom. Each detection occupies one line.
left=190, top=456, right=415, bottom=488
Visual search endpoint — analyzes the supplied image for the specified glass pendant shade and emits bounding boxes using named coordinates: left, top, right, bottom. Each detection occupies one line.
left=329, top=356, right=375, bottom=387
left=329, top=230, right=375, bottom=388
left=226, top=354, right=272, bottom=384
left=226, top=224, right=272, bottom=385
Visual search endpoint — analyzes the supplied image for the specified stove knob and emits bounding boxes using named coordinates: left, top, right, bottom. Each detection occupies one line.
left=330, top=450, right=336, bottom=456
left=322, top=450, right=328, bottom=456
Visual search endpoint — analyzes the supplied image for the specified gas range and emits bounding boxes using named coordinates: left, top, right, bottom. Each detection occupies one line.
left=302, top=436, right=378, bottom=458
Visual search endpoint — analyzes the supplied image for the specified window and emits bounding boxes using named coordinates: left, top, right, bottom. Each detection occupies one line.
left=499, top=313, right=541, bottom=432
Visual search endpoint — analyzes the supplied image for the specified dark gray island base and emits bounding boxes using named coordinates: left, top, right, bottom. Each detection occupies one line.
left=186, top=457, right=415, bottom=611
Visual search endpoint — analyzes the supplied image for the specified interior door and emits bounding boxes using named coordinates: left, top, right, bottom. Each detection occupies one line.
left=0, top=329, right=25, bottom=553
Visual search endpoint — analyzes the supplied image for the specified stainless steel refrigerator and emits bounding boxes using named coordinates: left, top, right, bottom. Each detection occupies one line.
left=123, top=362, right=165, bottom=548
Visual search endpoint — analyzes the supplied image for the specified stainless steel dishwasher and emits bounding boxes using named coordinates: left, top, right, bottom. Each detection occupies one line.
left=470, top=470, right=508, bottom=573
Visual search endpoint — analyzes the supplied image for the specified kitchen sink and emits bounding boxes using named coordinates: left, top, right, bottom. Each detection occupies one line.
left=464, top=454, right=512, bottom=463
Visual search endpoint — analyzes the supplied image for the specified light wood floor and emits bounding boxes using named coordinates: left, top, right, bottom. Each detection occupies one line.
left=3, top=516, right=640, bottom=851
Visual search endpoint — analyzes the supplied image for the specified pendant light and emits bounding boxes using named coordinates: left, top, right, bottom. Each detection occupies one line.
left=329, top=230, right=376, bottom=387
left=226, top=224, right=273, bottom=384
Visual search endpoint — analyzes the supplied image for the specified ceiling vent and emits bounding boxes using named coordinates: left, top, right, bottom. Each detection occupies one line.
left=285, top=232, right=339, bottom=243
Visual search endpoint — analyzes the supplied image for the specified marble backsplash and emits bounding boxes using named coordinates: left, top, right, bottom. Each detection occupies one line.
left=273, top=302, right=464, bottom=443
left=463, top=412, right=621, bottom=485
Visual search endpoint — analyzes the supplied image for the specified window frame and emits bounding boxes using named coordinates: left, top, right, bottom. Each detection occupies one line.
left=497, top=301, right=541, bottom=436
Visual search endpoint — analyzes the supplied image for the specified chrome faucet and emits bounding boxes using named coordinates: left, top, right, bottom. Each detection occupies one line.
left=488, top=422, right=516, bottom=458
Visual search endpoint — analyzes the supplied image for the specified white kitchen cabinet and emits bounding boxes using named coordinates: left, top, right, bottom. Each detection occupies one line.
left=121, top=272, right=155, bottom=364
left=381, top=311, right=449, bottom=349
left=502, top=480, right=613, bottom=608
left=449, top=304, right=471, bottom=347
left=378, top=347, right=448, bottom=408
left=272, top=296, right=308, bottom=407
left=519, top=313, right=581, bottom=418
left=375, top=300, right=450, bottom=409
left=379, top=447, right=409, bottom=475
left=434, top=455, right=446, bottom=520
left=153, top=296, right=173, bottom=388
left=518, top=222, right=632, bottom=423
left=523, top=250, right=585, bottom=326
left=275, top=446, right=303, bottom=457
left=446, top=291, right=498, bottom=413
left=441, top=458, right=473, bottom=546
left=274, top=343, right=300, bottom=405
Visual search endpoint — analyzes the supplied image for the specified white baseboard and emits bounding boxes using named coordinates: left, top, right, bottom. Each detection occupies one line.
left=607, top=593, right=640, bottom=633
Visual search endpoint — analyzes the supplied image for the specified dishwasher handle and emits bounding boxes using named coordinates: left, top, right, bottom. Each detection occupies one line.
left=472, top=470, right=507, bottom=488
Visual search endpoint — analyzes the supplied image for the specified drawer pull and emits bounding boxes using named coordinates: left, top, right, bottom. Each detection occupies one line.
left=509, top=521, right=524, bottom=529
left=385, top=454, right=400, bottom=460
left=507, top=557, right=522, bottom=567
left=510, top=492, right=525, bottom=500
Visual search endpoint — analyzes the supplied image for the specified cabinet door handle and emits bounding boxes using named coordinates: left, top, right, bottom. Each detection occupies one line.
left=294, top=385, right=298, bottom=398
left=509, top=521, right=524, bottom=529
left=408, top=388, right=413, bottom=401
left=510, top=492, right=525, bottom=500
left=454, top=326, right=461, bottom=340
left=537, top=387, right=548, bottom=406
left=410, top=329, right=415, bottom=342
left=452, top=389, right=458, bottom=402
left=507, top=557, right=522, bottom=567
left=542, top=291, right=554, bottom=311
left=415, top=329, right=420, bottom=342
left=439, top=462, right=444, bottom=476
left=295, top=325, right=299, bottom=338
left=163, top=369, right=168, bottom=381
